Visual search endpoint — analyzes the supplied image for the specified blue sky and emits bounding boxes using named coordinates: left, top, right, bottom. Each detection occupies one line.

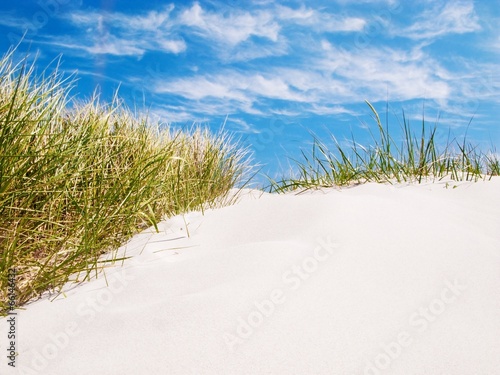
left=1, top=0, right=499, bottom=183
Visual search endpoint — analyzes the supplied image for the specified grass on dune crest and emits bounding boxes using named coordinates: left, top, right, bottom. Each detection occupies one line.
left=0, top=49, right=251, bottom=312
left=269, top=101, right=500, bottom=193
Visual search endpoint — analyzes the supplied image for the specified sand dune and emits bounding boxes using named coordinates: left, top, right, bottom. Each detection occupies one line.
left=2, top=179, right=500, bottom=375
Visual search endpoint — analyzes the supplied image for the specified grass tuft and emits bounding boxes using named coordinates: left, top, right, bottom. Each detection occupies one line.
left=269, top=101, right=498, bottom=192
left=0, top=48, right=251, bottom=312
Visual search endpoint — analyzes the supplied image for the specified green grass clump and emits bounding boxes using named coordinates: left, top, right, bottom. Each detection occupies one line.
left=270, top=101, right=499, bottom=192
left=485, top=151, right=500, bottom=176
left=0, top=49, right=250, bottom=312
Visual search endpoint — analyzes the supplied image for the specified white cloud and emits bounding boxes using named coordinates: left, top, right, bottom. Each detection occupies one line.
left=55, top=5, right=185, bottom=56
left=334, top=0, right=397, bottom=4
left=179, top=2, right=280, bottom=45
left=124, top=6, right=174, bottom=31
left=267, top=108, right=303, bottom=118
left=316, top=42, right=451, bottom=101
left=329, top=17, right=367, bottom=32
left=36, top=38, right=144, bottom=57
left=158, top=39, right=187, bottom=54
left=225, top=38, right=289, bottom=62
left=0, top=14, right=29, bottom=29
left=69, top=5, right=175, bottom=31
left=400, top=1, right=481, bottom=40
left=154, top=71, right=310, bottom=105
left=275, top=5, right=315, bottom=22
left=156, top=76, right=243, bottom=101
left=226, top=118, right=261, bottom=134
left=492, top=36, right=500, bottom=52
left=308, top=104, right=355, bottom=116
left=86, top=34, right=146, bottom=56
left=276, top=5, right=366, bottom=32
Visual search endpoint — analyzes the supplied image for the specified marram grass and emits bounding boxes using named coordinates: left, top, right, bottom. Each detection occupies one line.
left=269, top=101, right=499, bottom=192
left=0, top=49, right=251, bottom=312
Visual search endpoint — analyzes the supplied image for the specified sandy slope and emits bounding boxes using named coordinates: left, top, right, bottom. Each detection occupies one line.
left=1, top=178, right=500, bottom=375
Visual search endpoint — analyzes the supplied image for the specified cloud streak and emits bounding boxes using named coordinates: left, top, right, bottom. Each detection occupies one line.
left=179, top=2, right=280, bottom=45
left=399, top=1, right=481, bottom=40
left=55, top=5, right=185, bottom=56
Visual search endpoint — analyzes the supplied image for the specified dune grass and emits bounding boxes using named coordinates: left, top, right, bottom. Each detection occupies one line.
left=0, top=49, right=251, bottom=312
left=269, top=101, right=499, bottom=192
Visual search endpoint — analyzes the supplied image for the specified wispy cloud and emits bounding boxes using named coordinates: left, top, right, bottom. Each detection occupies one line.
left=334, top=0, right=397, bottom=4
left=400, top=1, right=481, bottom=40
left=153, top=70, right=309, bottom=108
left=225, top=118, right=262, bottom=134
left=276, top=4, right=366, bottom=32
left=50, top=5, right=185, bottom=56
left=224, top=38, right=289, bottom=62
left=307, top=103, right=355, bottom=116
left=36, top=36, right=145, bottom=57
left=178, top=2, right=280, bottom=45
left=492, top=35, right=500, bottom=52
left=317, top=41, right=451, bottom=101
left=0, top=13, right=28, bottom=29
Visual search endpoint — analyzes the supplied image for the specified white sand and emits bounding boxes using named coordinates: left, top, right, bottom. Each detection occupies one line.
left=2, top=179, right=500, bottom=375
